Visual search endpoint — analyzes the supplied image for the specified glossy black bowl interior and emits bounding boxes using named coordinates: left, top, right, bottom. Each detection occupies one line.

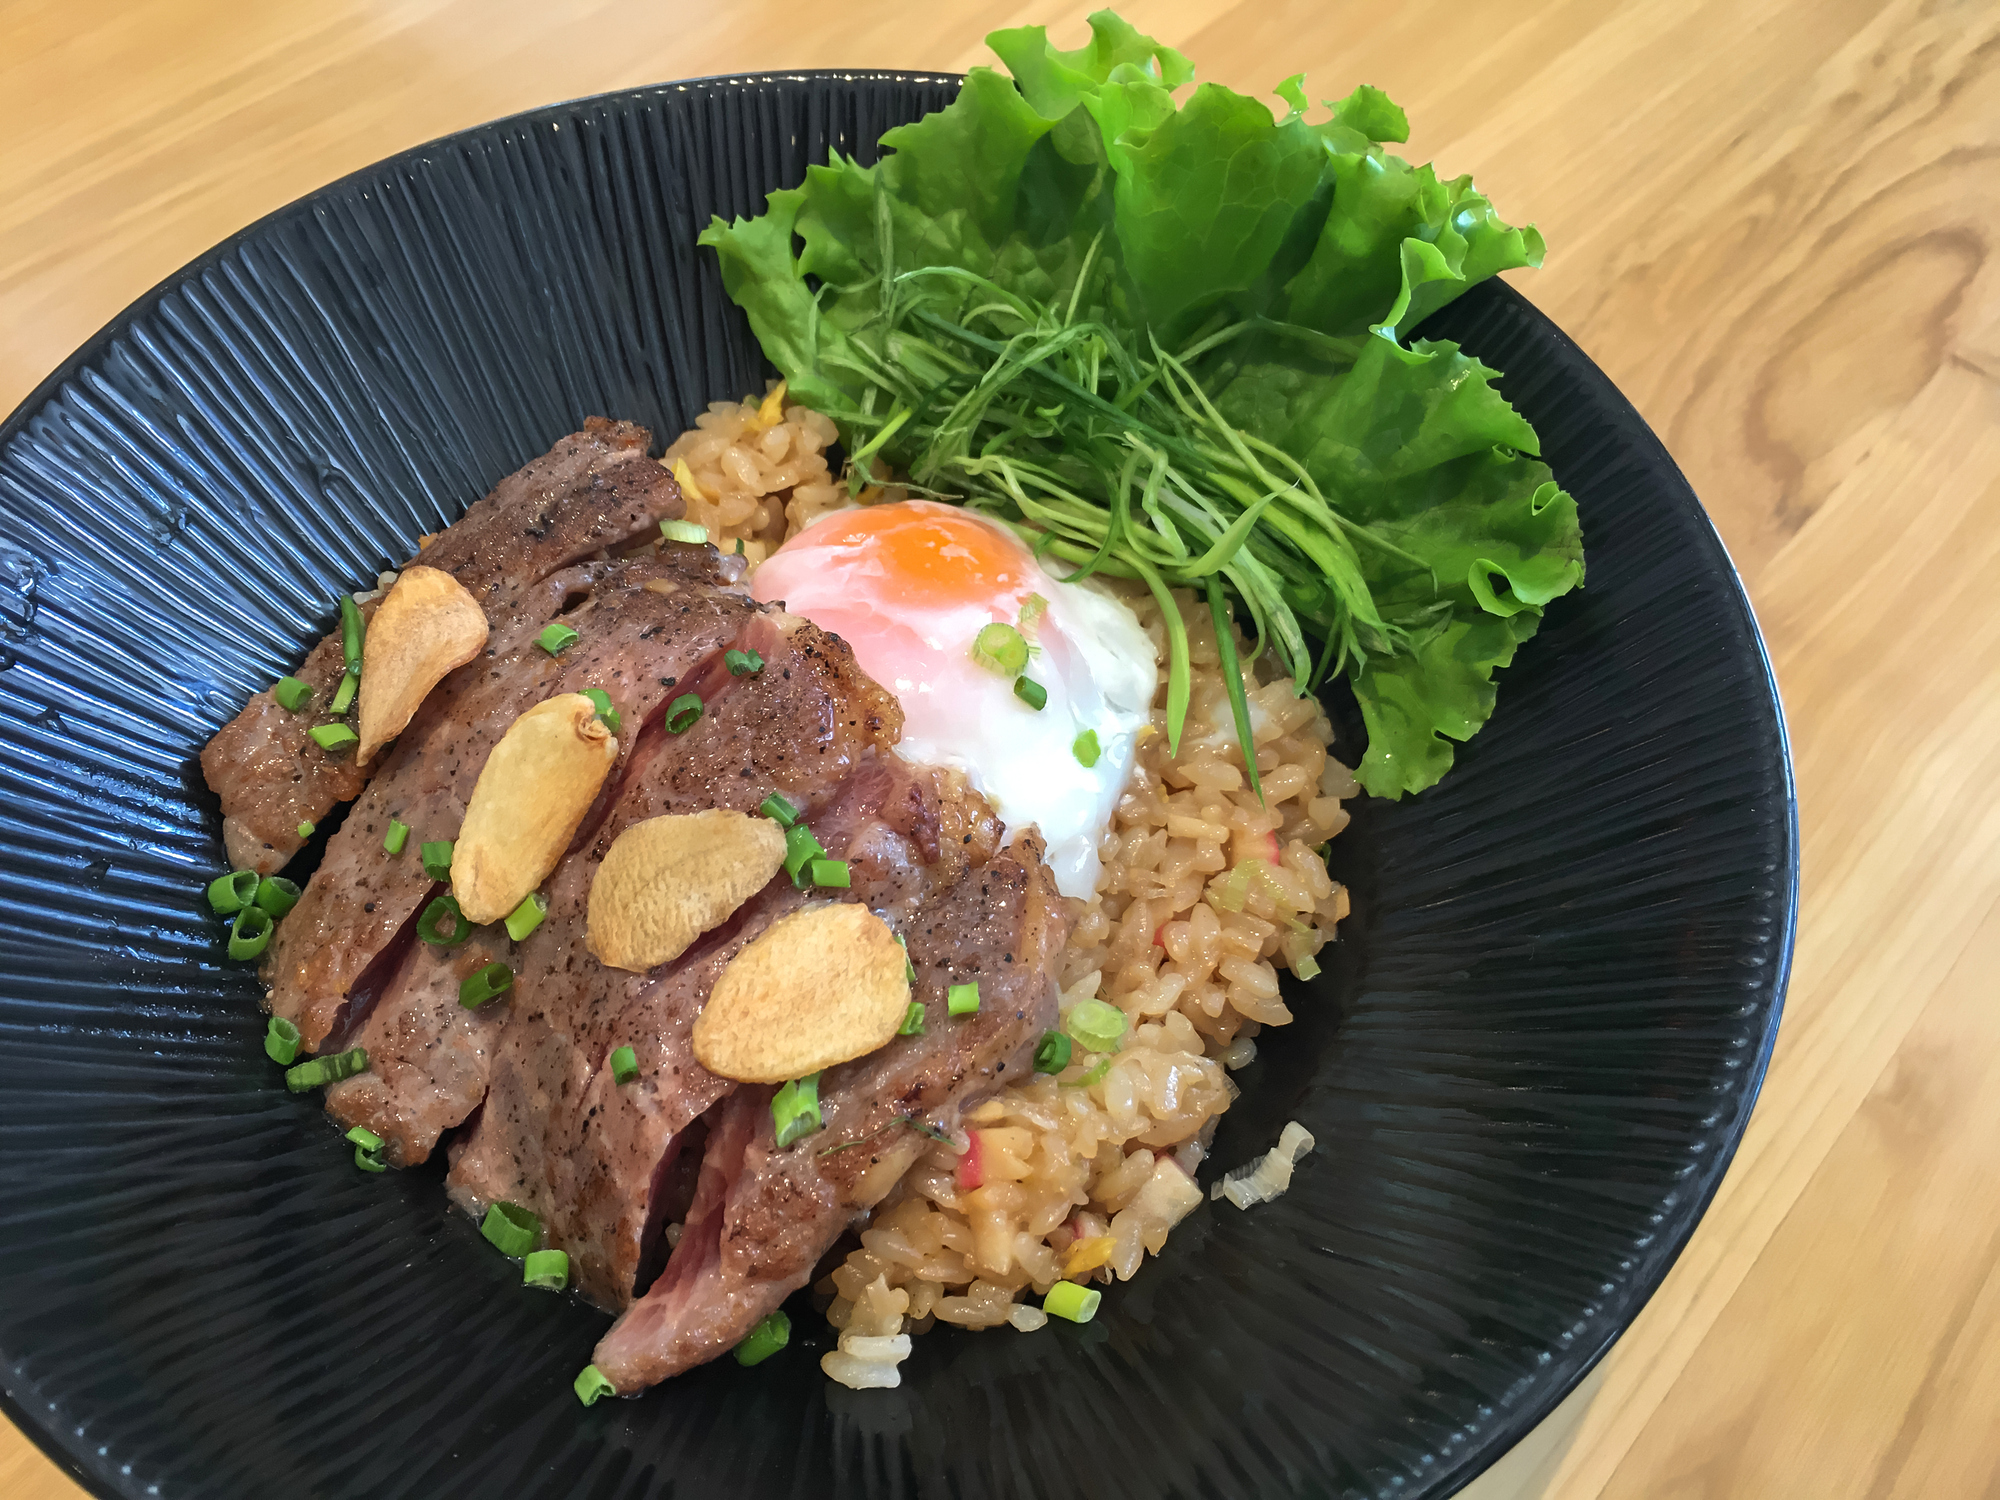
left=0, top=72, right=1794, bottom=1500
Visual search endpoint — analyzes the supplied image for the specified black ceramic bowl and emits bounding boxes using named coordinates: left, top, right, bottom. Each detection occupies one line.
left=0, top=72, right=1793, bottom=1500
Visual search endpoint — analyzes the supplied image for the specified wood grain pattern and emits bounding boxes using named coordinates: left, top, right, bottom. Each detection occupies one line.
left=4, top=2, right=1996, bottom=1496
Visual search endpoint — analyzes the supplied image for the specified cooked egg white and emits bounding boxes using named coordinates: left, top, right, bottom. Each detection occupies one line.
left=751, top=500, right=1155, bottom=897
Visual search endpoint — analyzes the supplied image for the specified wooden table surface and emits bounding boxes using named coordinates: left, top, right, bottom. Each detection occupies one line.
left=4, top=1, right=1996, bottom=1495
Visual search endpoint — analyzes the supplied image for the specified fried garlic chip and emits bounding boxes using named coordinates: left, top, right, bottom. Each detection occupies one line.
left=694, top=904, right=910, bottom=1083
left=356, top=565, right=488, bottom=764
left=587, top=810, right=787, bottom=973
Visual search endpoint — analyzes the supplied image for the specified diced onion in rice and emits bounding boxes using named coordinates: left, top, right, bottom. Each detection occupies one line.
left=1213, top=1120, right=1316, bottom=1209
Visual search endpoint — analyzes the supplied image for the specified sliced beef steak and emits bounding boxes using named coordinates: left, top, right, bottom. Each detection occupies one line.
left=264, top=548, right=751, bottom=1051
left=201, top=419, right=685, bottom=874
left=445, top=617, right=920, bottom=1307
left=591, top=833, right=1067, bottom=1391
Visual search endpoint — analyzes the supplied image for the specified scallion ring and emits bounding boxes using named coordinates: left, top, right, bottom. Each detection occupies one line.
left=536, top=622, right=579, bottom=655
left=272, top=676, right=312, bottom=713
left=896, top=1001, right=926, bottom=1036
left=480, top=1201, right=539, bottom=1258
left=523, top=1249, right=569, bottom=1291
left=659, top=518, right=709, bottom=545
left=254, top=876, right=301, bottom=918
left=609, top=1045, right=638, bottom=1085
left=309, top=723, right=358, bottom=752
left=1065, top=997, right=1128, bottom=1053
left=809, top=858, right=850, bottom=889
left=971, top=622, right=1028, bottom=676
left=206, top=869, right=260, bottom=914
left=771, top=1073, right=822, bottom=1148
left=663, top=692, right=702, bottom=734
left=1013, top=676, right=1047, bottom=711
left=504, top=891, right=548, bottom=942
left=264, top=1016, right=302, bottom=1065
left=416, top=893, right=473, bottom=947
left=947, top=981, right=980, bottom=1017
left=759, top=793, right=799, bottom=827
left=1032, top=1030, right=1073, bottom=1074
left=574, top=1364, right=615, bottom=1406
left=420, top=839, right=454, bottom=882
left=384, top=819, right=410, bottom=855
left=724, top=648, right=764, bottom=676
left=228, top=906, right=273, bottom=961
left=1072, top=728, right=1101, bottom=768
left=1043, top=1281, right=1102, bottom=1324
left=733, top=1310, right=791, bottom=1366
left=458, top=962, right=514, bottom=1008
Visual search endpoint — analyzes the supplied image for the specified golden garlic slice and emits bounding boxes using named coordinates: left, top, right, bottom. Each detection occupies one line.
left=356, top=565, right=489, bottom=764
left=453, top=694, right=617, bottom=923
left=694, top=904, right=910, bottom=1084
left=587, top=811, right=787, bottom=973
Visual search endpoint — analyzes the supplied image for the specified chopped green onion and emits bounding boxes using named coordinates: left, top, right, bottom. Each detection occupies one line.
left=284, top=1047, right=368, bottom=1093
left=659, top=518, right=709, bottom=545
left=421, top=840, right=455, bottom=882
left=609, top=1045, right=638, bottom=1084
left=296, top=820, right=316, bottom=839
left=254, top=876, right=300, bottom=918
left=417, top=893, right=473, bottom=947
left=1065, top=998, right=1128, bottom=1053
left=809, top=858, right=850, bottom=889
left=523, top=1249, right=569, bottom=1291
left=897, top=1001, right=927, bottom=1036
left=480, top=1201, right=539, bottom=1258
left=724, top=648, right=764, bottom=676
left=1013, top=676, right=1047, bottom=711
left=1072, top=729, right=1101, bottom=768
left=384, top=819, right=409, bottom=855
left=1017, top=593, right=1048, bottom=641
left=327, top=670, right=357, bottom=717
left=309, top=723, right=358, bottom=752
left=574, top=1364, right=615, bottom=1406
left=971, top=622, right=1028, bottom=676
left=1043, top=1281, right=1102, bottom=1324
left=947, top=981, right=980, bottom=1017
left=1077, top=1058, right=1113, bottom=1087
left=272, top=676, right=312, bottom=713
left=206, top=869, right=260, bottom=914
left=759, top=793, right=799, bottom=827
left=664, top=692, right=702, bottom=734
left=771, top=1073, right=822, bottom=1148
left=228, top=906, right=273, bottom=960
left=783, top=822, right=826, bottom=885
left=338, top=593, right=366, bottom=676
left=536, top=623, right=579, bottom=655
left=1293, top=950, right=1321, bottom=980
left=1033, top=1030, right=1073, bottom=1074
left=733, top=1310, right=791, bottom=1366
left=581, top=688, right=622, bottom=735
left=347, top=1125, right=386, bottom=1173
left=504, top=891, right=548, bottom=942
left=734, top=537, right=745, bottom=556
left=264, top=1016, right=302, bottom=1065
left=458, top=962, right=514, bottom=1008
left=895, top=931, right=915, bottom=982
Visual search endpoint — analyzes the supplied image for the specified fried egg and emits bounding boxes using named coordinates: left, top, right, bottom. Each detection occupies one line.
left=751, top=501, right=1156, bottom=898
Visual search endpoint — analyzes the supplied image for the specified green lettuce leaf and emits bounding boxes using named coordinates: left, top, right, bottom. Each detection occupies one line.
left=697, top=8, right=1582, bottom=798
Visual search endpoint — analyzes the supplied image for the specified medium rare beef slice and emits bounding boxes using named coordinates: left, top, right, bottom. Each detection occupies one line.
left=266, top=558, right=755, bottom=1050
left=322, top=926, right=514, bottom=1167
left=591, top=835, right=1067, bottom=1391
left=446, top=626, right=911, bottom=1307
left=201, top=420, right=688, bottom=875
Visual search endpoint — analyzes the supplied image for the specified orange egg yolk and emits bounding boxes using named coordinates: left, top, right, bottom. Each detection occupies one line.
left=804, top=502, right=1033, bottom=610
